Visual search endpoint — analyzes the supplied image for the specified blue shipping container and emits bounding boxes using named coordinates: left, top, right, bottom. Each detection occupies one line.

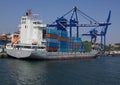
left=74, top=37, right=82, bottom=43
left=59, top=31, right=68, bottom=38
left=46, top=29, right=59, bottom=35
left=46, top=43, right=58, bottom=47
left=59, top=41, right=67, bottom=48
left=59, top=45, right=67, bottom=48
left=59, top=41, right=67, bottom=45
left=58, top=48, right=67, bottom=52
left=46, top=38, right=59, bottom=43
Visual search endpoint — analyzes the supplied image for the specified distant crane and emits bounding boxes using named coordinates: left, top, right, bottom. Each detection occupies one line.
left=82, top=10, right=111, bottom=52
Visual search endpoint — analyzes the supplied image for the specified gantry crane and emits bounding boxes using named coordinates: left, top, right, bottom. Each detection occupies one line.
left=82, top=10, right=111, bottom=52
left=47, top=6, right=111, bottom=52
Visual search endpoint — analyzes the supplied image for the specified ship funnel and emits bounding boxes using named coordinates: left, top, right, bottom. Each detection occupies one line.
left=26, top=9, right=32, bottom=16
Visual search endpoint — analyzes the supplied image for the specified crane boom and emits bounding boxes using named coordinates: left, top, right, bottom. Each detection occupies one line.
left=47, top=22, right=111, bottom=27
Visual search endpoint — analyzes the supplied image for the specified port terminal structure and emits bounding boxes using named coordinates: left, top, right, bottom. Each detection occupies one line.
left=47, top=6, right=111, bottom=53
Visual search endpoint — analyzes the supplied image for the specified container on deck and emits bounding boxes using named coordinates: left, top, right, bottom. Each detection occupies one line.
left=46, top=47, right=58, bottom=52
left=46, top=42, right=58, bottom=48
left=73, top=37, right=82, bottom=43
left=46, top=38, right=59, bottom=43
left=59, top=30, right=68, bottom=38
left=44, top=34, right=58, bottom=39
left=46, top=29, right=59, bottom=35
left=58, top=48, right=67, bottom=52
left=58, top=37, right=67, bottom=42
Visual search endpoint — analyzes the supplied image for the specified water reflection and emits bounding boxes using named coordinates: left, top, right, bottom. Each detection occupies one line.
left=1, top=57, right=120, bottom=85
left=7, top=59, right=48, bottom=85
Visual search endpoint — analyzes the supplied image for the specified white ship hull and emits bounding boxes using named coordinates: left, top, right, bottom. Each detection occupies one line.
left=6, top=48, right=98, bottom=60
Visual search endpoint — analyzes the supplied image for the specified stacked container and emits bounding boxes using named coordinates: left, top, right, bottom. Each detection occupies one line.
left=58, top=31, right=68, bottom=52
left=67, top=37, right=82, bottom=51
left=44, top=29, right=59, bottom=38
left=67, top=38, right=74, bottom=51
left=73, top=37, right=82, bottom=51
left=44, top=28, right=85, bottom=52
left=44, top=29, right=59, bottom=52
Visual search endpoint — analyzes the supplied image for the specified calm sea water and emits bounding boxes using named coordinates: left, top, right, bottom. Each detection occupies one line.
left=0, top=56, right=120, bottom=85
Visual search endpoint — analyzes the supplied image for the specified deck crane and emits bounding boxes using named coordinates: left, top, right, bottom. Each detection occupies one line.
left=47, top=6, right=111, bottom=38
left=82, top=10, right=111, bottom=52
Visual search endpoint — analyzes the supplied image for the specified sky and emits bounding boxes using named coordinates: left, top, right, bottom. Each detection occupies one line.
left=0, top=0, right=120, bottom=44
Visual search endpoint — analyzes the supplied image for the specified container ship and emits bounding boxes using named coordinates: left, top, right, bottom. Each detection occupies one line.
left=6, top=9, right=99, bottom=60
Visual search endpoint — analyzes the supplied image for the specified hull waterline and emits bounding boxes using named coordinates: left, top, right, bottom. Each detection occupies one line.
left=6, top=49, right=98, bottom=60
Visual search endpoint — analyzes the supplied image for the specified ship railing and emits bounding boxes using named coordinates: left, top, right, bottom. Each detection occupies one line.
left=33, top=24, right=46, bottom=28
left=6, top=43, right=46, bottom=51
left=46, top=51, right=85, bottom=57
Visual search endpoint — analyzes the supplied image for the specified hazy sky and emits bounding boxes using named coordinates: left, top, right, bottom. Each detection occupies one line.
left=0, top=0, right=119, bottom=44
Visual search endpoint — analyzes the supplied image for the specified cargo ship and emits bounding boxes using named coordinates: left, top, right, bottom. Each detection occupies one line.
left=6, top=10, right=99, bottom=59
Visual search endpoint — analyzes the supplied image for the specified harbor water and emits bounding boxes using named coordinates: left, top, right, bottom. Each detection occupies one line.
left=0, top=56, right=120, bottom=85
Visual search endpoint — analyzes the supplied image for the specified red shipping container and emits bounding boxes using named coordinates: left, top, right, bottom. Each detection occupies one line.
left=44, top=33, right=58, bottom=39
left=46, top=47, right=58, bottom=52
left=58, top=37, right=67, bottom=41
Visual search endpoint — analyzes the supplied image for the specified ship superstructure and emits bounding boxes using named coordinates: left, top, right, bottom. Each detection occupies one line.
left=20, top=15, right=46, bottom=46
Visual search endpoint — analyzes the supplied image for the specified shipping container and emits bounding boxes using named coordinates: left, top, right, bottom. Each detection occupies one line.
left=44, top=34, right=58, bottom=39
left=58, top=37, right=67, bottom=42
left=59, top=45, right=67, bottom=48
left=46, top=38, right=59, bottom=43
left=59, top=41, right=67, bottom=44
left=46, top=29, right=59, bottom=35
left=59, top=30, right=68, bottom=38
left=67, top=41, right=74, bottom=50
left=59, top=41, right=67, bottom=48
left=46, top=42, right=58, bottom=47
left=74, top=43, right=81, bottom=49
left=46, top=47, right=58, bottom=52
left=58, top=48, right=67, bottom=52
left=73, top=37, right=82, bottom=43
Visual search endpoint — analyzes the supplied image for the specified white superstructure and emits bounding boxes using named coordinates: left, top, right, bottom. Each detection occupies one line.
left=19, top=14, right=46, bottom=45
